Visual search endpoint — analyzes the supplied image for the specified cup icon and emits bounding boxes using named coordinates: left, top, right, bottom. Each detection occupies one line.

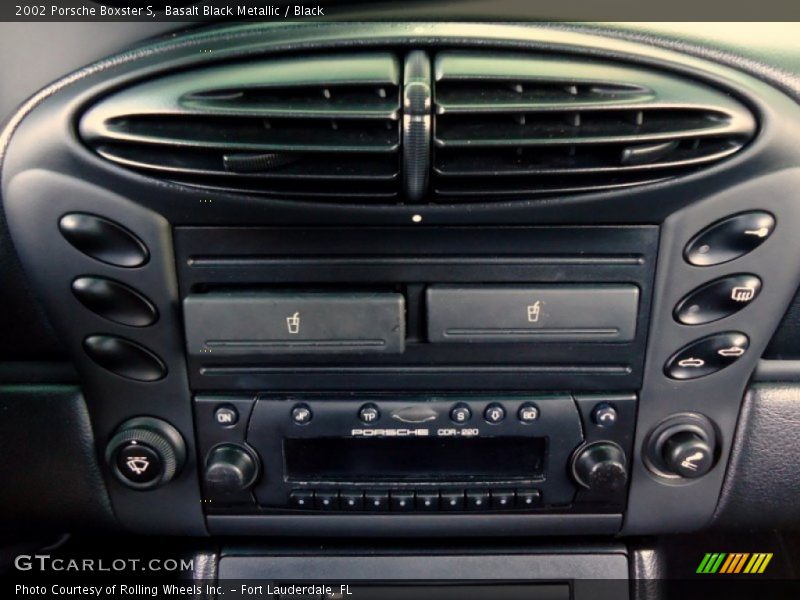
left=286, top=312, right=300, bottom=334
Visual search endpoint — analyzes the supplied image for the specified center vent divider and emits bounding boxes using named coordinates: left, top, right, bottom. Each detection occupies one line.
left=79, top=54, right=402, bottom=201
left=432, top=52, right=757, bottom=200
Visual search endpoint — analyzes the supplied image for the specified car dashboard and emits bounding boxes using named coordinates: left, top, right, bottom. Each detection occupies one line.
left=3, top=15, right=800, bottom=598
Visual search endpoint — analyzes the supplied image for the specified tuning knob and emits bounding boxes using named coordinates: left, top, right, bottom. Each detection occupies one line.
left=203, top=444, right=259, bottom=496
left=105, top=417, right=186, bottom=490
left=572, top=442, right=628, bottom=494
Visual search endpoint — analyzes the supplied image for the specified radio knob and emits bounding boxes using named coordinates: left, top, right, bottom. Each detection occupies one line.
left=572, top=442, right=628, bottom=494
left=204, top=444, right=259, bottom=496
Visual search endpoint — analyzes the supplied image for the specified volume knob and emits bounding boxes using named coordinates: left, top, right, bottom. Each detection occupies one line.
left=572, top=442, right=628, bottom=494
left=204, top=444, right=259, bottom=496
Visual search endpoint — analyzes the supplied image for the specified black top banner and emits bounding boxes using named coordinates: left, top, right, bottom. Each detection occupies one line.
left=2, top=0, right=800, bottom=22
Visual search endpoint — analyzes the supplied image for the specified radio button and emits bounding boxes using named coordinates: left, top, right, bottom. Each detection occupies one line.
left=416, top=491, right=440, bottom=511
left=518, top=403, right=540, bottom=423
left=491, top=490, right=516, bottom=510
left=214, top=405, right=239, bottom=428
left=516, top=489, right=543, bottom=508
left=592, top=404, right=618, bottom=428
left=291, top=404, right=313, bottom=425
left=339, top=491, right=364, bottom=511
left=314, top=490, right=339, bottom=510
left=484, top=403, right=506, bottom=424
left=289, top=490, right=313, bottom=510
left=450, top=404, right=472, bottom=424
left=390, top=491, right=415, bottom=512
left=364, top=490, right=389, bottom=511
left=465, top=490, right=490, bottom=510
left=358, top=404, right=381, bottom=424
left=441, top=491, right=465, bottom=511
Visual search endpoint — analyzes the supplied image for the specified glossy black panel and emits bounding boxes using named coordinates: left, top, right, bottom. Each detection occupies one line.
left=83, top=335, right=166, bottom=382
left=72, top=276, right=158, bottom=327
left=59, top=213, right=149, bottom=267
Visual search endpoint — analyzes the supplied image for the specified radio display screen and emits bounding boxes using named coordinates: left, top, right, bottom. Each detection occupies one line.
left=284, top=437, right=546, bottom=481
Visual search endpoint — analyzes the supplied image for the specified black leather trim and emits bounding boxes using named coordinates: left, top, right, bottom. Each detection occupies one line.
left=0, top=362, right=78, bottom=384
left=764, top=290, right=800, bottom=359
left=629, top=542, right=666, bottom=600
left=187, top=549, right=218, bottom=600
left=0, top=385, right=116, bottom=533
left=712, top=383, right=800, bottom=529
left=0, top=206, right=65, bottom=361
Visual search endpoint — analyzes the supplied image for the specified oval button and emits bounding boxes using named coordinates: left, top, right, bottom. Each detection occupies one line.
left=83, top=335, right=166, bottom=381
left=685, top=212, right=775, bottom=267
left=72, top=277, right=158, bottom=327
left=674, top=274, right=762, bottom=325
left=59, top=213, right=149, bottom=267
left=665, top=332, right=749, bottom=380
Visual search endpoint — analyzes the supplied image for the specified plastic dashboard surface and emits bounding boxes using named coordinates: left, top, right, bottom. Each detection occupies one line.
left=4, top=22, right=800, bottom=538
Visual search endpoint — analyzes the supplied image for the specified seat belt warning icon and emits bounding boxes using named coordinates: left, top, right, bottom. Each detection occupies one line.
left=286, top=312, right=301, bottom=334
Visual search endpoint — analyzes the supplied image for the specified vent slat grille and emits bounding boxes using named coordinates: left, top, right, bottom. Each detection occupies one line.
left=435, top=109, right=749, bottom=148
left=435, top=139, right=742, bottom=178
left=432, top=52, right=757, bottom=200
left=95, top=115, right=399, bottom=153
left=94, top=144, right=399, bottom=180
left=81, top=49, right=759, bottom=204
left=80, top=54, right=401, bottom=201
left=436, top=84, right=652, bottom=114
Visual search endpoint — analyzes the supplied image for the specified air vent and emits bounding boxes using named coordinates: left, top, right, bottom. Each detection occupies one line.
left=80, top=54, right=401, bottom=201
left=432, top=52, right=757, bottom=200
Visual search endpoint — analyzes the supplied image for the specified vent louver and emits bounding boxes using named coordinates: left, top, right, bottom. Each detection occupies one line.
left=80, top=54, right=401, bottom=200
left=432, top=52, right=757, bottom=200
left=80, top=49, right=759, bottom=204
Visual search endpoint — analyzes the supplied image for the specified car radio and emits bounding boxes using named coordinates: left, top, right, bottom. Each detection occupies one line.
left=193, top=393, right=636, bottom=515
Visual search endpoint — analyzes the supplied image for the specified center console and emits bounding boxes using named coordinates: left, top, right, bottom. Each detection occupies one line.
left=179, top=225, right=650, bottom=531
